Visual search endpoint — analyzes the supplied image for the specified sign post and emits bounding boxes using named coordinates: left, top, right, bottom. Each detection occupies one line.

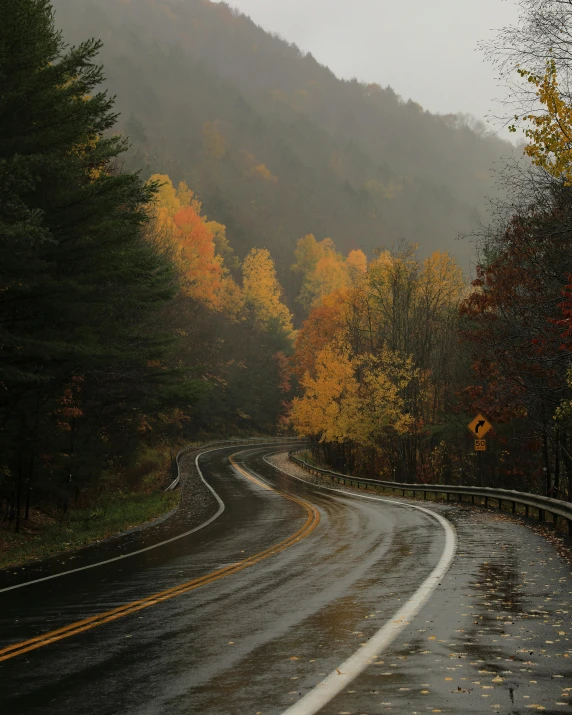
left=468, top=414, right=493, bottom=487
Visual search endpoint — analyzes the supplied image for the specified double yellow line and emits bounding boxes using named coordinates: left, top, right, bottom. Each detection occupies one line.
left=0, top=453, right=319, bottom=663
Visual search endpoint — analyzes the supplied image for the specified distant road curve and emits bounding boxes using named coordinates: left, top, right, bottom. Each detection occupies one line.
left=0, top=440, right=301, bottom=594
left=0, top=445, right=462, bottom=715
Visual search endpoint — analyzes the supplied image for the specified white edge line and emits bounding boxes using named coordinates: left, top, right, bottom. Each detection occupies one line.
left=262, top=453, right=458, bottom=715
left=0, top=442, right=300, bottom=593
left=0, top=446, right=231, bottom=594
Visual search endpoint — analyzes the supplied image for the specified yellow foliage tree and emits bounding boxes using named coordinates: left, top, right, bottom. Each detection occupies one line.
left=291, top=343, right=357, bottom=442
left=292, top=235, right=366, bottom=309
left=351, top=349, right=418, bottom=447
left=238, top=150, right=278, bottom=183
left=510, top=60, right=572, bottom=184
left=291, top=342, right=418, bottom=445
left=202, top=121, right=227, bottom=161
left=242, top=248, right=293, bottom=335
left=418, top=251, right=466, bottom=315
left=291, top=240, right=466, bottom=475
left=346, top=249, right=367, bottom=277
left=250, top=163, right=278, bottom=183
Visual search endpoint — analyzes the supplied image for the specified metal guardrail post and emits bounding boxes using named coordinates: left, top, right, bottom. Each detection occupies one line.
left=287, top=448, right=572, bottom=539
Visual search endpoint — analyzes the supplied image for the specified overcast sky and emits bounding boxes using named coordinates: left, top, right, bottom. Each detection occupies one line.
left=217, top=0, right=520, bottom=137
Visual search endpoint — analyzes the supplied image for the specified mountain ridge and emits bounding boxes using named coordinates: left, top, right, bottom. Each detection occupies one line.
left=52, top=0, right=514, bottom=288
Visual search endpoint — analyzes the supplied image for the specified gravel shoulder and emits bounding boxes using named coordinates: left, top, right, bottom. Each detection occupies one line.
left=0, top=447, right=219, bottom=590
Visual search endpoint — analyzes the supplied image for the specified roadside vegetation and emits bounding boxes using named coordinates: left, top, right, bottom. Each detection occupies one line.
left=0, top=491, right=179, bottom=570
left=0, top=443, right=179, bottom=568
left=290, top=2, right=572, bottom=502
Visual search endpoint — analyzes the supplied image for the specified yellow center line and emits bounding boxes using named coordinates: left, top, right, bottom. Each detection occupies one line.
left=0, top=452, right=320, bottom=663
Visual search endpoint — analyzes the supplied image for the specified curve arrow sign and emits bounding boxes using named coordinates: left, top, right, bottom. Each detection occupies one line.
left=468, top=414, right=492, bottom=438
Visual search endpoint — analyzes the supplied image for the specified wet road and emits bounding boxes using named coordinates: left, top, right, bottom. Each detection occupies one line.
left=0, top=445, right=570, bottom=714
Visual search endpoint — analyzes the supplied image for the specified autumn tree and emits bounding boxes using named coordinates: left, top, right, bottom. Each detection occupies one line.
left=461, top=187, right=572, bottom=497
left=483, top=0, right=572, bottom=124
left=202, top=120, right=227, bottom=162
left=291, top=340, right=420, bottom=474
left=145, top=180, right=295, bottom=436
left=242, top=248, right=294, bottom=335
left=292, top=234, right=366, bottom=309
left=465, top=0, right=572, bottom=498
left=291, top=343, right=358, bottom=445
left=291, top=239, right=467, bottom=480
left=292, top=290, right=347, bottom=380
left=148, top=174, right=241, bottom=314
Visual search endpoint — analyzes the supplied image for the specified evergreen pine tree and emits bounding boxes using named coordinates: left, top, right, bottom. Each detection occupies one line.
left=0, top=0, right=177, bottom=530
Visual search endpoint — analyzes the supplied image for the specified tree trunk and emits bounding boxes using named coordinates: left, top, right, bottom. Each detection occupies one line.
left=561, top=431, right=572, bottom=502
left=554, top=427, right=561, bottom=499
left=541, top=403, right=552, bottom=497
left=15, top=452, right=22, bottom=534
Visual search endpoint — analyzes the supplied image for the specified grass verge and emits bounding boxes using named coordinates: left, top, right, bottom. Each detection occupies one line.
left=0, top=486, right=179, bottom=570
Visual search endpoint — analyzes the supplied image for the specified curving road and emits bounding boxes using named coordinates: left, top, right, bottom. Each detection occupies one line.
left=0, top=445, right=570, bottom=714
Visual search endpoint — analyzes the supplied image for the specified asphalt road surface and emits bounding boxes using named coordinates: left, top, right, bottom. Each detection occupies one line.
left=0, top=445, right=570, bottom=714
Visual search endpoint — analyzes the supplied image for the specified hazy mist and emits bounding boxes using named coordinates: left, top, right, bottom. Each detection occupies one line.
left=216, top=0, right=519, bottom=134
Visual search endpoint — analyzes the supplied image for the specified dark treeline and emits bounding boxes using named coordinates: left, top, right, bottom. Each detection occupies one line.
left=50, top=0, right=515, bottom=308
left=0, top=0, right=293, bottom=532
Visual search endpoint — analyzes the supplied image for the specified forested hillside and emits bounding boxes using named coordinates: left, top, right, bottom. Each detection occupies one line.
left=0, top=0, right=294, bottom=544
left=51, top=0, right=514, bottom=296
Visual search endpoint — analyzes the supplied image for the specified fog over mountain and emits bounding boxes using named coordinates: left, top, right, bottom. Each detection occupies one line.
left=214, top=0, right=519, bottom=128
left=53, top=0, right=517, bottom=289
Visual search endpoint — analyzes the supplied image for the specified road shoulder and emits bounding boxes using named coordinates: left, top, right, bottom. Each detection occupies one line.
left=267, top=451, right=572, bottom=714
left=0, top=447, right=217, bottom=590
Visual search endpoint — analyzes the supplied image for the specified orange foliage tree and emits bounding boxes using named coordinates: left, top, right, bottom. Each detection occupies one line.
left=292, top=290, right=347, bottom=381
left=148, top=174, right=241, bottom=313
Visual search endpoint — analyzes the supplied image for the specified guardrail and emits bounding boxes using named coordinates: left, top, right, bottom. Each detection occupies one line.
left=164, top=436, right=304, bottom=491
left=289, top=451, right=572, bottom=538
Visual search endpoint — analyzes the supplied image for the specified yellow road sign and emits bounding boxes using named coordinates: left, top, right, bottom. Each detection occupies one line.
left=474, top=439, right=486, bottom=451
left=468, top=414, right=492, bottom=438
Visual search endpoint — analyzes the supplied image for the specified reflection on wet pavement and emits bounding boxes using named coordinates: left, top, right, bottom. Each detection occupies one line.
left=1, top=447, right=570, bottom=715
left=319, top=508, right=572, bottom=715
left=0, top=447, right=444, bottom=715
